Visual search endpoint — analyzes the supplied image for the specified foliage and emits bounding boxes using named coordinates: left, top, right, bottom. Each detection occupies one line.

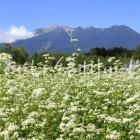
left=0, top=44, right=28, bottom=64
left=133, top=45, right=140, bottom=59
left=29, top=46, right=139, bottom=67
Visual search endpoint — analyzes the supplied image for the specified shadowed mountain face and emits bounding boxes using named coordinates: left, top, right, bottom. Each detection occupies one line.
left=11, top=25, right=140, bottom=55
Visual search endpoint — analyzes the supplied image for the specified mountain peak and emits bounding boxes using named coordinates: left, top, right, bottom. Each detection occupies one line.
left=35, top=25, right=74, bottom=35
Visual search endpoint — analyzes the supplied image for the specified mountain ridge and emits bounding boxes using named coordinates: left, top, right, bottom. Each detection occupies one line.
left=2, top=25, right=140, bottom=55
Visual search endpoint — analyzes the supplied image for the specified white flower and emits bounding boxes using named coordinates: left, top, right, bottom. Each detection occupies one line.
left=108, top=57, right=115, bottom=63
left=32, top=88, right=46, bottom=97
left=7, top=123, right=19, bottom=132
left=122, top=118, right=133, bottom=123
left=46, top=102, right=57, bottom=109
left=22, top=118, right=36, bottom=126
left=124, top=93, right=139, bottom=104
left=0, top=130, right=9, bottom=139
left=106, top=130, right=120, bottom=139
left=56, top=138, right=64, bottom=140
left=135, top=129, right=140, bottom=134
left=66, top=57, right=75, bottom=62
left=0, top=53, right=12, bottom=62
left=86, top=123, right=96, bottom=132
left=72, top=127, right=85, bottom=134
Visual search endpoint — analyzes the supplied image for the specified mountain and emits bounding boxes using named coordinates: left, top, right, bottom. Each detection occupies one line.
left=10, top=25, right=140, bottom=55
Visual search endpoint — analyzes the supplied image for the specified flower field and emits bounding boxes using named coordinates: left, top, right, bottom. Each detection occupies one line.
left=0, top=53, right=140, bottom=140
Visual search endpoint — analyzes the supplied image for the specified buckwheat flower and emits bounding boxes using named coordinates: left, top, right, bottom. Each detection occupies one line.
left=7, top=123, right=19, bottom=132
left=122, top=118, right=133, bottom=123
left=56, top=138, right=64, bottom=140
left=86, top=134, right=94, bottom=139
left=36, top=121, right=46, bottom=127
left=43, top=53, right=50, bottom=57
left=105, top=116, right=121, bottom=123
left=6, top=79, right=16, bottom=86
left=0, top=53, right=12, bottom=62
left=22, top=118, right=36, bottom=126
left=67, top=61, right=76, bottom=67
left=62, top=116, right=70, bottom=122
left=0, top=130, right=10, bottom=139
left=46, top=102, right=57, bottom=109
left=65, top=119, right=76, bottom=129
left=135, top=129, right=140, bottom=134
left=72, top=52, right=79, bottom=57
left=72, top=127, right=85, bottom=134
left=13, top=132, right=19, bottom=138
left=69, top=106, right=78, bottom=112
left=32, top=88, right=46, bottom=97
left=108, top=57, right=115, bottom=63
left=106, top=130, right=120, bottom=140
left=86, top=123, right=96, bottom=132
left=63, top=94, right=70, bottom=101
left=135, top=120, right=140, bottom=126
left=28, top=111, right=39, bottom=118
left=6, top=87, right=18, bottom=95
left=130, top=135, right=136, bottom=140
left=124, top=93, right=139, bottom=104
left=66, top=57, right=75, bottom=62
left=59, top=122, right=66, bottom=130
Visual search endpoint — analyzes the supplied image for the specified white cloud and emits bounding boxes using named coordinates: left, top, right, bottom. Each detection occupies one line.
left=0, top=26, right=34, bottom=43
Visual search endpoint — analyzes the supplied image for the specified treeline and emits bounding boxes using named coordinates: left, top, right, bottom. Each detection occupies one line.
left=0, top=44, right=28, bottom=64
left=0, top=43, right=140, bottom=65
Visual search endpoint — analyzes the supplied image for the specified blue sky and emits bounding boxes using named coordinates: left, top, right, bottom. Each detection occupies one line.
left=0, top=0, right=140, bottom=32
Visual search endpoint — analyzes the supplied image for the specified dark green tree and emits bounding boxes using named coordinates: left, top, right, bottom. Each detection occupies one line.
left=12, top=47, right=29, bottom=64
left=0, top=44, right=29, bottom=64
left=132, top=45, right=140, bottom=59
